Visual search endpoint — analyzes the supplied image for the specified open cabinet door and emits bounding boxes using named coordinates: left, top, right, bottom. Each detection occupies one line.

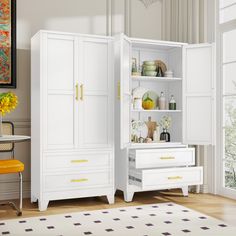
left=183, top=44, right=215, bottom=145
left=115, top=34, right=131, bottom=149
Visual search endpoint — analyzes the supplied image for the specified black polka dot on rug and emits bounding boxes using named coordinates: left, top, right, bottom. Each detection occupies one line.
left=47, top=226, right=55, bottom=229
left=94, top=220, right=101, bottom=223
left=162, top=232, right=171, bottom=235
left=126, top=226, right=134, bottom=229
left=84, top=232, right=92, bottom=235
left=201, top=226, right=209, bottom=230
left=146, top=223, right=153, bottom=226
left=218, top=224, right=228, bottom=227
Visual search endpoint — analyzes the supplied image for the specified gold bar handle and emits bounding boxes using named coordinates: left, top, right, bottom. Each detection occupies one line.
left=80, top=84, right=84, bottom=101
left=71, top=178, right=88, bottom=183
left=160, top=156, right=175, bottom=160
left=71, top=160, right=88, bottom=163
left=75, top=83, right=79, bottom=101
left=168, top=176, right=183, bottom=180
left=117, top=81, right=120, bottom=100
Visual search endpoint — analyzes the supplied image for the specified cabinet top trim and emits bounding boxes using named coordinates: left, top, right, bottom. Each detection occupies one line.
left=130, top=36, right=187, bottom=48
left=32, top=30, right=113, bottom=40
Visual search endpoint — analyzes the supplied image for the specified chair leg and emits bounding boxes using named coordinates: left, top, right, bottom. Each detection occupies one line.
left=18, top=172, right=23, bottom=216
left=0, top=172, right=23, bottom=216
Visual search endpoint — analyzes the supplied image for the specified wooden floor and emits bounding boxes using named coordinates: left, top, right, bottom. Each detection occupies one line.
left=1, top=190, right=236, bottom=225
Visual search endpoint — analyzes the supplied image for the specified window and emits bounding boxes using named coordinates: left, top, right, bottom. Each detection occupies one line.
left=218, top=0, right=236, bottom=198
left=219, top=0, right=236, bottom=23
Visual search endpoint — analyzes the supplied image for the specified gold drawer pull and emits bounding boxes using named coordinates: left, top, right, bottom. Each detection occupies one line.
left=71, top=178, right=88, bottom=183
left=75, top=83, right=79, bottom=101
left=160, top=156, right=175, bottom=160
left=117, top=81, right=120, bottom=100
left=71, top=160, right=88, bottom=163
left=168, top=176, right=183, bottom=180
left=80, top=84, right=84, bottom=101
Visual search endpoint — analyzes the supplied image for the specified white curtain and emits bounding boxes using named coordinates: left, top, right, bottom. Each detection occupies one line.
left=162, top=0, right=207, bottom=43
left=162, top=0, right=215, bottom=194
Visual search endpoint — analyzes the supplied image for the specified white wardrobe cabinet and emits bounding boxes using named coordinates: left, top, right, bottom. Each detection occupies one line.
left=115, top=34, right=215, bottom=202
left=31, top=31, right=114, bottom=211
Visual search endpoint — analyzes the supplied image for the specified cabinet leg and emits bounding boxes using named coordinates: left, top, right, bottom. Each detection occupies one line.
left=124, top=191, right=134, bottom=202
left=38, top=200, right=49, bottom=211
left=181, top=186, right=189, bottom=197
left=106, top=195, right=115, bottom=204
left=31, top=196, right=38, bottom=203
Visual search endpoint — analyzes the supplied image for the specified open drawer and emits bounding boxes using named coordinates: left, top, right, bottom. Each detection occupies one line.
left=129, top=166, right=203, bottom=190
left=129, top=148, right=195, bottom=169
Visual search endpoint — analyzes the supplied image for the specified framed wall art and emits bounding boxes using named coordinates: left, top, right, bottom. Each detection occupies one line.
left=0, top=0, right=16, bottom=88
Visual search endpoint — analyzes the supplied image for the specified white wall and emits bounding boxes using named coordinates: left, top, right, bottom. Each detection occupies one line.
left=0, top=0, right=163, bottom=200
left=130, top=0, right=162, bottom=39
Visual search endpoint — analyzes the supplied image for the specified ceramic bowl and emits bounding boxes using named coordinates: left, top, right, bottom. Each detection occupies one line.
left=143, top=71, right=157, bottom=76
left=143, top=65, right=156, bottom=71
left=143, top=61, right=155, bottom=66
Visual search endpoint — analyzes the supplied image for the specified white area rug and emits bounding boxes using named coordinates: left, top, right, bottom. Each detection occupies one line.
left=0, top=202, right=235, bottom=236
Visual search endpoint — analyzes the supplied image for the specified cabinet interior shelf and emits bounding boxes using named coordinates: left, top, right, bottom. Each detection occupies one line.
left=132, top=109, right=182, bottom=113
left=132, top=76, right=182, bottom=82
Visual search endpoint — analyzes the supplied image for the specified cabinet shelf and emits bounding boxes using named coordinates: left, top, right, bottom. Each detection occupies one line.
left=132, top=109, right=182, bottom=113
left=132, top=76, right=182, bottom=82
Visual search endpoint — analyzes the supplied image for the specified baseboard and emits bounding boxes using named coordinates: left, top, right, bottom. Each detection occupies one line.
left=0, top=181, right=30, bottom=201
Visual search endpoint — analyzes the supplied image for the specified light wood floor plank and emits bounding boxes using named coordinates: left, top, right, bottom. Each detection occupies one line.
left=1, top=190, right=236, bottom=225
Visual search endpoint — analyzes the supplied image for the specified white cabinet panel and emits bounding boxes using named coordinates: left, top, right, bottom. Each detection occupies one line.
left=47, top=95, right=75, bottom=148
left=78, top=37, right=113, bottom=149
left=83, top=41, right=108, bottom=91
left=82, top=96, right=108, bottom=146
left=185, top=46, right=212, bottom=94
left=47, top=35, right=75, bottom=91
left=186, top=97, right=212, bottom=144
left=184, top=44, right=215, bottom=145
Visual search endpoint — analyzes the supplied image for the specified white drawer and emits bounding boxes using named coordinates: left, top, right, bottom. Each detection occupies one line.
left=43, top=152, right=111, bottom=172
left=129, top=167, right=203, bottom=190
left=129, top=148, right=195, bottom=169
left=43, top=170, right=111, bottom=191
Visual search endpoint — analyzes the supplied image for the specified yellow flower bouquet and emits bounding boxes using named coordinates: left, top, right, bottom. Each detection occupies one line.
left=0, top=92, right=18, bottom=136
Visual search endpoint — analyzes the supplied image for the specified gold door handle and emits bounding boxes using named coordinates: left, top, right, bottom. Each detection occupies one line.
left=167, top=176, right=183, bottom=180
left=71, top=160, right=88, bottom=163
left=117, top=81, right=120, bottom=100
left=75, top=83, right=79, bottom=101
left=71, top=178, right=88, bottom=183
left=160, top=156, right=175, bottom=160
left=80, top=84, right=84, bottom=101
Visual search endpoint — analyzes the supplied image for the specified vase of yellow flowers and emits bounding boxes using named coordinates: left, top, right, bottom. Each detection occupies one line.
left=0, top=92, right=18, bottom=137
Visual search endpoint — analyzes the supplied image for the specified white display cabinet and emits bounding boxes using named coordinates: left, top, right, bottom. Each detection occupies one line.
left=115, top=34, right=215, bottom=201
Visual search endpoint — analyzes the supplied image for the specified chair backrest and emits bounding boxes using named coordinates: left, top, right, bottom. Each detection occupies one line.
left=0, top=122, right=14, bottom=152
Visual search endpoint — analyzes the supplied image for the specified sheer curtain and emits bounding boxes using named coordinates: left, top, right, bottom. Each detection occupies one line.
left=162, top=0, right=215, bottom=194
left=162, top=0, right=207, bottom=43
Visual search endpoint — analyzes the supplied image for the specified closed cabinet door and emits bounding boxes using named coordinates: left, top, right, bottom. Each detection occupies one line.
left=183, top=44, right=215, bottom=145
left=78, top=37, right=113, bottom=149
left=43, top=33, right=79, bottom=150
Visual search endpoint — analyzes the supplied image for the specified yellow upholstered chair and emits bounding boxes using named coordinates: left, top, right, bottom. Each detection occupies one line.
left=0, top=122, right=24, bottom=216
